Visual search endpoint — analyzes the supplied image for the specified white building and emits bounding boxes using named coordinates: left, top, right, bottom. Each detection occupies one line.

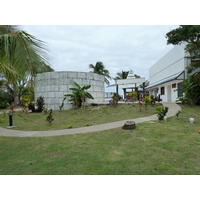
left=146, top=43, right=191, bottom=102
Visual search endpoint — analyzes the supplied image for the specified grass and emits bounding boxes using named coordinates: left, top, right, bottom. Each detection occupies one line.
left=0, top=104, right=200, bottom=175
left=0, top=104, right=156, bottom=131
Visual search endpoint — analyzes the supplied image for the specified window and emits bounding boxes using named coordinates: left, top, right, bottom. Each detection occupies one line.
left=172, top=83, right=176, bottom=88
left=161, top=87, right=165, bottom=95
left=177, top=82, right=183, bottom=97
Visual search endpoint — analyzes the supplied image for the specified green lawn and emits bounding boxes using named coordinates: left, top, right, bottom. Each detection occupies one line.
left=0, top=105, right=200, bottom=175
left=0, top=104, right=156, bottom=131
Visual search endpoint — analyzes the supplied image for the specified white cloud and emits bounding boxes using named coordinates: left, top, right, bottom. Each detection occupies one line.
left=21, top=25, right=179, bottom=82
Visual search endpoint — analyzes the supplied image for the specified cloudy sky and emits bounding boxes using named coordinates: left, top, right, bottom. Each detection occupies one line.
left=20, top=25, right=179, bottom=84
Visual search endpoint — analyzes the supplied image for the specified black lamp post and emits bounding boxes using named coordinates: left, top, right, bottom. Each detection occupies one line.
left=8, top=112, right=13, bottom=127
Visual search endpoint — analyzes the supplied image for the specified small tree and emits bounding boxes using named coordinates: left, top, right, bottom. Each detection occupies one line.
left=46, top=109, right=54, bottom=125
left=143, top=96, right=150, bottom=110
left=36, top=96, right=45, bottom=112
left=129, top=91, right=137, bottom=106
left=109, top=93, right=119, bottom=107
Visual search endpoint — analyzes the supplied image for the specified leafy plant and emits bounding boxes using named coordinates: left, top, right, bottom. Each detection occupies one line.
left=59, top=97, right=66, bottom=111
left=156, top=106, right=169, bottom=121
left=36, top=96, right=45, bottom=112
left=0, top=118, right=4, bottom=123
left=46, top=109, right=54, bottom=125
left=43, top=107, right=48, bottom=114
left=0, top=25, right=51, bottom=87
left=63, top=82, right=94, bottom=109
left=0, top=100, right=9, bottom=109
left=143, top=96, right=150, bottom=110
left=1, top=110, right=6, bottom=118
left=176, top=110, right=181, bottom=117
left=149, top=95, right=157, bottom=105
left=109, top=92, right=119, bottom=107
left=67, top=125, right=73, bottom=129
left=129, top=91, right=137, bottom=106
left=28, top=102, right=36, bottom=112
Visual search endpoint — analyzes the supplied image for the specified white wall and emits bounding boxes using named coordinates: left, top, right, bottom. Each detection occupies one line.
left=34, top=71, right=105, bottom=110
left=149, top=43, right=189, bottom=87
left=158, top=80, right=182, bottom=102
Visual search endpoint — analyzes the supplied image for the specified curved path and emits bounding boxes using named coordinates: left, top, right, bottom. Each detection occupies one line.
left=0, top=103, right=181, bottom=137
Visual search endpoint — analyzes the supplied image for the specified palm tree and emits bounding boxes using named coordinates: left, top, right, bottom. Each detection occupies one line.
left=89, top=61, right=112, bottom=85
left=134, top=74, right=141, bottom=78
left=114, top=70, right=129, bottom=80
left=0, top=25, right=51, bottom=85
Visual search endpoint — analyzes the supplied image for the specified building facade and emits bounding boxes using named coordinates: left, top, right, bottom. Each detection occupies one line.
left=146, top=43, right=191, bottom=102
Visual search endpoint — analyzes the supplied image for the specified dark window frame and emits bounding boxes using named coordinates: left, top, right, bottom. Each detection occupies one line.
left=172, top=83, right=176, bottom=88
left=161, top=87, right=165, bottom=95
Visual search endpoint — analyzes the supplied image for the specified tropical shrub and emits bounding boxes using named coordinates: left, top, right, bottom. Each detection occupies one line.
left=0, top=100, right=9, bottom=109
left=63, top=82, right=94, bottom=109
left=28, top=102, right=36, bottom=112
left=43, top=107, right=48, bottom=114
left=143, top=96, right=150, bottom=110
left=109, top=93, right=119, bottom=107
left=129, top=91, right=138, bottom=106
left=21, top=97, right=30, bottom=111
left=36, top=96, right=45, bottom=112
left=149, top=95, right=157, bottom=105
left=0, top=87, right=13, bottom=109
left=156, top=106, right=169, bottom=121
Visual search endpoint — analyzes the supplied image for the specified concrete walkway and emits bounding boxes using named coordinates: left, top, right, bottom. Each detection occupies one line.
left=0, top=102, right=181, bottom=137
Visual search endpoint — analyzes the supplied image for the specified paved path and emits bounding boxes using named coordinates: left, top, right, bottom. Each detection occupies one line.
left=0, top=102, right=181, bottom=137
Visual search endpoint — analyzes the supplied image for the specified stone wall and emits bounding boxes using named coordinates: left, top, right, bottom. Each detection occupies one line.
left=34, top=71, right=105, bottom=110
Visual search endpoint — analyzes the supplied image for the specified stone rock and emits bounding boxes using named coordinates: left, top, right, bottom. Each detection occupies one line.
left=122, top=121, right=136, bottom=130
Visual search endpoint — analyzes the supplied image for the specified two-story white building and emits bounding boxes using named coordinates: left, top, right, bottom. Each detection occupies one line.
left=146, top=43, right=191, bottom=102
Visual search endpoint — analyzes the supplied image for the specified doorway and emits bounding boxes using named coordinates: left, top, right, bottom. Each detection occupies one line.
left=167, top=85, right=171, bottom=101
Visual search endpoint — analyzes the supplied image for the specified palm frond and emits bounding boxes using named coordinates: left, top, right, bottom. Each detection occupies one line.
left=0, top=27, right=51, bottom=85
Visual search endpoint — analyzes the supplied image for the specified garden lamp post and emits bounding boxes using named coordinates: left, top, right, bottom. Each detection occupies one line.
left=8, top=112, right=13, bottom=127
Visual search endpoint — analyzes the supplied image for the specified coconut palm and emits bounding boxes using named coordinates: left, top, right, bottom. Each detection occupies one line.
left=89, top=61, right=112, bottom=85
left=0, top=25, right=51, bottom=85
left=114, top=70, right=129, bottom=80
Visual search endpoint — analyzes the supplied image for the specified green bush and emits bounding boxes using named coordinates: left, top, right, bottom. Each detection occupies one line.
left=28, top=102, right=36, bottom=112
left=43, top=107, right=49, bottom=114
left=0, top=100, right=9, bottom=109
left=156, top=106, right=168, bottom=121
left=36, top=96, right=45, bottom=112
left=0, top=90, right=14, bottom=105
